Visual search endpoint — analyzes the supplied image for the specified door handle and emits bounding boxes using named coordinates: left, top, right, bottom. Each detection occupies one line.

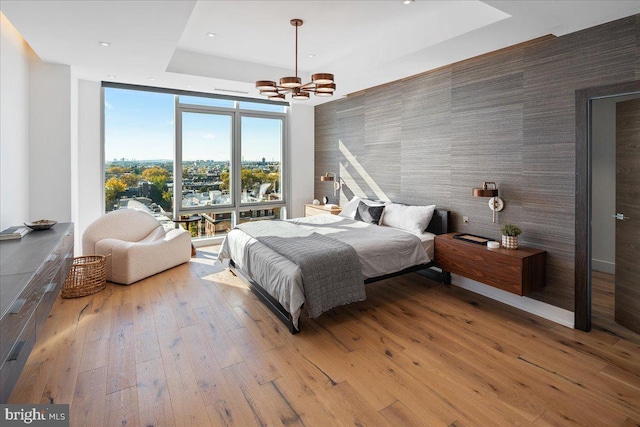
left=612, top=213, right=629, bottom=220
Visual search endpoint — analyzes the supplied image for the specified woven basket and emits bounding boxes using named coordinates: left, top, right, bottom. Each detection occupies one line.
left=62, top=255, right=107, bottom=298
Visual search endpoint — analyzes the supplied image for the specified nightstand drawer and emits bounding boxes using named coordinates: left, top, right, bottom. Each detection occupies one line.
left=435, top=233, right=545, bottom=296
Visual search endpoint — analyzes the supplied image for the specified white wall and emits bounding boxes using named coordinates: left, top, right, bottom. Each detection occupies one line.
left=28, top=60, right=72, bottom=222
left=70, top=69, right=79, bottom=250
left=288, top=104, right=315, bottom=219
left=75, top=80, right=103, bottom=253
left=0, top=13, right=31, bottom=230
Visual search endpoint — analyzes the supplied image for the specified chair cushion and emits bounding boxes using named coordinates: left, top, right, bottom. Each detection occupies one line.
left=83, top=209, right=161, bottom=254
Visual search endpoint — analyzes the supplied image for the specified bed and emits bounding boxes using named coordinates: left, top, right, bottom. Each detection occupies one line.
left=218, top=204, right=450, bottom=334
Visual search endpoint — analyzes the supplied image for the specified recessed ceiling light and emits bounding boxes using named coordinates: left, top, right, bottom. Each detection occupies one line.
left=206, top=32, right=217, bottom=38
left=402, top=0, right=415, bottom=4
left=186, top=85, right=193, bottom=88
left=98, top=41, right=111, bottom=47
left=107, top=75, right=116, bottom=79
left=308, top=54, right=315, bottom=58
left=148, top=77, right=155, bottom=81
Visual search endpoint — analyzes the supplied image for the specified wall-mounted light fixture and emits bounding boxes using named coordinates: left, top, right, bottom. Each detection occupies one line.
left=320, top=172, right=340, bottom=196
left=473, top=181, right=504, bottom=223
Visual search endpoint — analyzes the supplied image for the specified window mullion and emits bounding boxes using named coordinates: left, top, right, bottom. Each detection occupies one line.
left=232, top=108, right=242, bottom=226
left=174, top=95, right=182, bottom=221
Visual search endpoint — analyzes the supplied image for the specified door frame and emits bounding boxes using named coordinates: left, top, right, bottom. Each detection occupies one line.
left=574, top=79, right=640, bottom=331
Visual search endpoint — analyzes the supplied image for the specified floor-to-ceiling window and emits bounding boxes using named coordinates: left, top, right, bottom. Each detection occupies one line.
left=103, top=84, right=288, bottom=242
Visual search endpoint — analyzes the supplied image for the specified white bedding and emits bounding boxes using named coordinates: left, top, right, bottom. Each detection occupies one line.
left=218, top=214, right=433, bottom=328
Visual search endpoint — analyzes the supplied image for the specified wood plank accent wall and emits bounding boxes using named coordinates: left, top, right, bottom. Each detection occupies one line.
left=314, top=14, right=640, bottom=311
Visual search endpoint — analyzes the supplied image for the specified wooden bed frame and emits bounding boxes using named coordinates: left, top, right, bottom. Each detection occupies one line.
left=229, top=209, right=451, bottom=334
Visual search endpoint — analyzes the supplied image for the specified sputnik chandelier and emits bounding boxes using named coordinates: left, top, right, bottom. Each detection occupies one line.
left=255, top=19, right=335, bottom=100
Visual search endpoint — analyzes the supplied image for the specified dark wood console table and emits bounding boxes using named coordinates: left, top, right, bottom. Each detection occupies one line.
left=0, top=223, right=74, bottom=402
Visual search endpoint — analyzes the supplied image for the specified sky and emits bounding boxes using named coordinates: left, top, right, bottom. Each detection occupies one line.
left=104, top=88, right=283, bottom=162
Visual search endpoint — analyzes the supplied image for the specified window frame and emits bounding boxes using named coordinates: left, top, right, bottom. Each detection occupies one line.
left=101, top=83, right=290, bottom=243
left=237, top=109, right=287, bottom=209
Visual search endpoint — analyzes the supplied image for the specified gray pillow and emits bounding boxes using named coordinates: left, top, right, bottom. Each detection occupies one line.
left=354, top=201, right=385, bottom=225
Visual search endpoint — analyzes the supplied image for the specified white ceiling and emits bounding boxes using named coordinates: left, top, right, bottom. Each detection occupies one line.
left=2, top=0, right=639, bottom=105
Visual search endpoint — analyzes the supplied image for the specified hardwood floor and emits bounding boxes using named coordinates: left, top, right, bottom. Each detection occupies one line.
left=592, top=270, right=640, bottom=348
left=9, top=248, right=640, bottom=426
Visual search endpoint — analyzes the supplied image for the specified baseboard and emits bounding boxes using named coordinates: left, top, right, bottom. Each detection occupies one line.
left=592, top=259, right=615, bottom=274
left=451, top=274, right=575, bottom=329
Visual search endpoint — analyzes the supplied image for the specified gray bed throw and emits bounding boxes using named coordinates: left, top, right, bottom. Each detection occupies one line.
left=236, top=220, right=365, bottom=318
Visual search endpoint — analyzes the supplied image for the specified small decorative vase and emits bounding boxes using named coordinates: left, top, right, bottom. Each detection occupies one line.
left=502, top=235, right=518, bottom=249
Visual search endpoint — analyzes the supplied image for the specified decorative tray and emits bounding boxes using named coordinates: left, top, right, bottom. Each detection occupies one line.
left=453, top=233, right=492, bottom=245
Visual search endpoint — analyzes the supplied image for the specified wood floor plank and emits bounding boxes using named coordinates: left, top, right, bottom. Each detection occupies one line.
left=104, top=385, right=140, bottom=427
left=380, top=400, right=429, bottom=427
left=40, top=326, right=86, bottom=405
left=200, top=279, right=245, bottom=332
left=269, top=375, right=340, bottom=426
left=131, top=299, right=157, bottom=337
left=210, top=269, right=253, bottom=308
left=136, top=357, right=176, bottom=427
left=134, top=329, right=161, bottom=364
left=78, top=338, right=109, bottom=373
left=153, top=301, right=211, bottom=426
left=259, top=381, right=305, bottom=426
left=80, top=304, right=112, bottom=344
left=234, top=296, right=290, bottom=349
left=600, top=362, right=640, bottom=391
left=314, top=380, right=394, bottom=426
left=106, top=303, right=136, bottom=394
left=263, top=345, right=339, bottom=395
left=161, top=278, right=199, bottom=329
left=341, top=349, right=399, bottom=411
left=179, top=323, right=233, bottom=407
left=221, top=362, right=284, bottom=426
left=206, top=399, right=253, bottom=427
left=72, top=366, right=107, bottom=427
left=193, top=305, right=244, bottom=369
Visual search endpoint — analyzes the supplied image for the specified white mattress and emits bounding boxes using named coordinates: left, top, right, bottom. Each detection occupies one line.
left=218, top=214, right=433, bottom=328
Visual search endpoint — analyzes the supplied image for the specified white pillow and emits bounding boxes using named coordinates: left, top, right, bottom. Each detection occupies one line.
left=338, top=196, right=361, bottom=218
left=339, top=197, right=385, bottom=219
left=381, top=203, right=436, bottom=235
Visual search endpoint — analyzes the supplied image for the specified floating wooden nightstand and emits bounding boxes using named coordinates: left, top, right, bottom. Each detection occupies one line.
left=304, top=204, right=342, bottom=217
left=435, top=232, right=546, bottom=296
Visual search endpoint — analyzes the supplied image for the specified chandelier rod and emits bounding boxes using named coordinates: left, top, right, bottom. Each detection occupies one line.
left=295, top=20, right=298, bottom=79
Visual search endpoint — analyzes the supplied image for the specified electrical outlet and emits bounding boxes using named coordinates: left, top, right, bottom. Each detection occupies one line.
left=463, top=216, right=469, bottom=225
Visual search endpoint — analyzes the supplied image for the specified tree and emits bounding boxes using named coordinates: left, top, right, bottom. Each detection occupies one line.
left=219, top=169, right=280, bottom=195
left=120, top=173, right=141, bottom=188
left=142, top=166, right=170, bottom=191
left=162, top=190, right=172, bottom=204
left=107, top=165, right=129, bottom=175
left=105, top=177, right=127, bottom=201
left=220, top=171, right=230, bottom=191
